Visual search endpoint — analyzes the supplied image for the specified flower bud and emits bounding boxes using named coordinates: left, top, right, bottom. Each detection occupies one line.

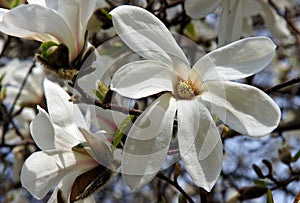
left=238, top=186, right=268, bottom=200
left=252, top=164, right=265, bottom=178
left=278, top=147, right=292, bottom=165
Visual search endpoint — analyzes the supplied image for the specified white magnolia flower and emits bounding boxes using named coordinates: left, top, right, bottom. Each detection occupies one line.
left=185, top=0, right=291, bottom=45
left=5, top=188, right=31, bottom=203
left=110, top=5, right=281, bottom=191
left=0, top=0, right=96, bottom=62
left=1, top=59, right=45, bottom=106
left=21, top=79, right=116, bottom=203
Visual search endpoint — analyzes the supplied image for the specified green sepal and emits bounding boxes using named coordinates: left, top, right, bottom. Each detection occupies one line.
left=0, top=87, right=6, bottom=100
left=91, top=89, right=104, bottom=100
left=161, top=196, right=167, bottom=203
left=178, top=194, right=187, bottom=203
left=0, top=73, right=6, bottom=84
left=100, top=8, right=112, bottom=20
left=9, top=0, right=21, bottom=9
left=266, top=189, right=274, bottom=203
left=40, top=41, right=59, bottom=55
left=254, top=180, right=267, bottom=188
left=291, top=148, right=300, bottom=162
left=72, top=142, right=90, bottom=156
left=112, top=115, right=134, bottom=148
left=184, top=21, right=197, bottom=40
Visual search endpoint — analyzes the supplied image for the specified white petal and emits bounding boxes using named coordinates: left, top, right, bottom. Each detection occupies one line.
left=0, top=5, right=73, bottom=46
left=258, top=0, right=291, bottom=39
left=30, top=106, right=55, bottom=150
left=79, top=128, right=114, bottom=168
left=44, top=79, right=87, bottom=134
left=53, top=124, right=81, bottom=149
left=110, top=5, right=189, bottom=66
left=21, top=150, right=97, bottom=199
left=27, top=0, right=57, bottom=8
left=193, top=37, right=276, bottom=81
left=56, top=1, right=81, bottom=58
left=122, top=93, right=177, bottom=190
left=78, top=0, right=96, bottom=29
left=55, top=0, right=95, bottom=59
left=177, top=99, right=222, bottom=192
left=218, top=0, right=244, bottom=46
left=243, top=0, right=262, bottom=16
left=89, top=105, right=128, bottom=135
left=47, top=171, right=85, bottom=203
left=76, top=48, right=106, bottom=98
left=201, top=81, right=281, bottom=136
left=111, top=60, right=177, bottom=99
left=185, top=0, right=222, bottom=19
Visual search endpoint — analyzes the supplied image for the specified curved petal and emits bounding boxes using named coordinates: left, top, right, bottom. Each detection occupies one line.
left=122, top=93, right=177, bottom=190
left=30, top=106, right=55, bottom=150
left=47, top=171, right=81, bottom=203
left=55, top=0, right=96, bottom=59
left=201, top=81, right=281, bottom=136
left=76, top=48, right=106, bottom=98
left=79, top=128, right=114, bottom=168
left=21, top=150, right=97, bottom=199
left=258, top=0, right=291, bottom=39
left=110, top=5, right=189, bottom=66
left=218, top=0, right=244, bottom=46
left=177, top=99, right=222, bottom=192
left=44, top=79, right=87, bottom=131
left=185, top=0, right=222, bottom=19
left=28, top=0, right=95, bottom=55
left=0, top=7, right=56, bottom=43
left=78, top=0, right=96, bottom=28
left=27, top=0, right=57, bottom=9
left=88, top=105, right=128, bottom=135
left=47, top=170, right=96, bottom=203
left=193, top=37, right=276, bottom=81
left=111, top=60, right=177, bottom=99
left=53, top=124, right=82, bottom=149
left=0, top=5, right=74, bottom=49
left=56, top=1, right=81, bottom=58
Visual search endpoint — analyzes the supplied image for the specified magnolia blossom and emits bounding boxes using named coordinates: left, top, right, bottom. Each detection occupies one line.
left=21, top=79, right=117, bottom=203
left=110, top=5, right=281, bottom=191
left=5, top=188, right=30, bottom=203
left=0, top=0, right=96, bottom=62
left=0, top=59, right=45, bottom=106
left=185, top=0, right=291, bottom=45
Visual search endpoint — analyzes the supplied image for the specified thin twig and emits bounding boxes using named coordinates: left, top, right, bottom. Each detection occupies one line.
left=156, top=173, right=195, bottom=203
left=8, top=61, right=36, bottom=116
left=1, top=61, right=35, bottom=142
left=264, top=77, right=300, bottom=93
left=72, top=82, right=143, bottom=116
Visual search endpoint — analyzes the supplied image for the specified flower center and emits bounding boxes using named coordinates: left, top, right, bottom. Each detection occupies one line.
left=176, top=80, right=195, bottom=99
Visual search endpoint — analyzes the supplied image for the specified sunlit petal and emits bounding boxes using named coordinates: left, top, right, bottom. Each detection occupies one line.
left=218, top=0, right=244, bottom=46
left=30, top=106, right=55, bottom=150
left=21, top=150, right=97, bottom=199
left=177, top=99, right=222, bottom=191
left=201, top=81, right=281, bottom=136
left=111, top=60, right=177, bottom=99
left=44, top=79, right=87, bottom=137
left=0, top=5, right=73, bottom=46
left=110, top=5, right=188, bottom=66
left=185, top=0, right=222, bottom=19
left=122, top=93, right=177, bottom=190
left=193, top=37, right=276, bottom=81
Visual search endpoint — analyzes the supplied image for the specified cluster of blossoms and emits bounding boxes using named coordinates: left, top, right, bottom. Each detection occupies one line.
left=0, top=0, right=283, bottom=202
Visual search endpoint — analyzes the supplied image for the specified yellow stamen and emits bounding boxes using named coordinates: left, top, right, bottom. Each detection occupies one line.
left=176, top=80, right=195, bottom=99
